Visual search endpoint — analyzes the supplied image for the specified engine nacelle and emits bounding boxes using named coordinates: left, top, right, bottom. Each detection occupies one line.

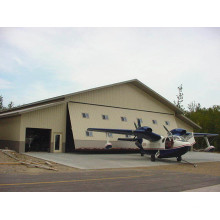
left=170, top=128, right=187, bottom=136
left=142, top=126, right=152, bottom=133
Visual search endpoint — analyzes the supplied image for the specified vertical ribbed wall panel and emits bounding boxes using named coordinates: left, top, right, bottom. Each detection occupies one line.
left=20, top=103, right=66, bottom=142
left=66, top=83, right=174, bottom=114
left=0, top=116, right=21, bottom=141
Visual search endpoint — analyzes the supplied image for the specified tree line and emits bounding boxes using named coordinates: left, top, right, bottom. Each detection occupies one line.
left=174, top=85, right=220, bottom=151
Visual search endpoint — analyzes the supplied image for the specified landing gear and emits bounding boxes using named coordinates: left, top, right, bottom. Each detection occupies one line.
left=177, top=156, right=182, bottom=162
left=135, top=139, right=145, bottom=157
left=151, top=155, right=156, bottom=162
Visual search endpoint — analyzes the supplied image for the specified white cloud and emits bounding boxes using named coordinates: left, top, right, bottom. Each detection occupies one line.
left=1, top=27, right=220, bottom=107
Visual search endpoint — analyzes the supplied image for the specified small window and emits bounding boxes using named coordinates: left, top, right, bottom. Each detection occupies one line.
left=165, top=121, right=170, bottom=126
left=82, top=113, right=89, bottom=118
left=107, top=133, right=113, bottom=138
left=137, top=118, right=143, bottom=123
left=152, top=120, right=157, bottom=125
left=125, top=134, right=132, bottom=138
left=102, top=115, right=109, bottom=120
left=121, top=116, right=127, bottom=122
left=86, top=131, right=93, bottom=137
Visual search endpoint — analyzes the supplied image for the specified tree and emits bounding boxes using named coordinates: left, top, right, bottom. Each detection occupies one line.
left=185, top=104, right=220, bottom=151
left=0, top=95, right=3, bottom=110
left=0, top=95, right=15, bottom=111
left=187, top=101, right=201, bottom=112
left=174, top=84, right=184, bottom=110
left=7, top=101, right=14, bottom=109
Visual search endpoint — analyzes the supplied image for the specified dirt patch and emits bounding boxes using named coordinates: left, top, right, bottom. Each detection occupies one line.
left=0, top=150, right=79, bottom=175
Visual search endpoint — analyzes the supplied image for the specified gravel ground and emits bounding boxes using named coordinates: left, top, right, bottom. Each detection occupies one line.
left=0, top=150, right=79, bottom=174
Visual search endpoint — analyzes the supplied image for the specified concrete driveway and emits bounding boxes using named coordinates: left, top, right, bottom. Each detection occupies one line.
left=24, top=151, right=220, bottom=169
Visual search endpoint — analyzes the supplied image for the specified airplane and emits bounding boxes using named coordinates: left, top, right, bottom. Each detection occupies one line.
left=87, top=119, right=219, bottom=164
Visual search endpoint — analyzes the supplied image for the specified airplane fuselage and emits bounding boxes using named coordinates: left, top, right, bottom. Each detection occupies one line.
left=141, top=135, right=192, bottom=159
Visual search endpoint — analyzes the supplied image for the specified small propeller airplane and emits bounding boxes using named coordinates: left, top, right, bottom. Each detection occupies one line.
left=87, top=119, right=218, bottom=164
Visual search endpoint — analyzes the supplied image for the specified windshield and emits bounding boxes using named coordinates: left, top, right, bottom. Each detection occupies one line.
left=172, top=135, right=187, bottom=142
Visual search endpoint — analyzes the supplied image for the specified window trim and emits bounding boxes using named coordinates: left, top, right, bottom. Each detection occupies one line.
left=121, top=116, right=127, bottom=122
left=107, top=133, right=113, bottom=138
left=102, top=114, right=109, bottom=120
left=82, top=113, right=89, bottom=119
left=165, top=121, right=170, bottom=126
left=152, top=119, right=157, bottom=125
left=86, top=131, right=93, bottom=137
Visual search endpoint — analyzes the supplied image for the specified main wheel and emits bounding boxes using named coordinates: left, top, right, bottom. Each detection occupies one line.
left=151, top=155, right=156, bottom=162
left=177, top=156, right=182, bottom=162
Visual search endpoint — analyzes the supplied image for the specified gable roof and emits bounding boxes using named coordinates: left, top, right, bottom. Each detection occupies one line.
left=0, top=79, right=201, bottom=129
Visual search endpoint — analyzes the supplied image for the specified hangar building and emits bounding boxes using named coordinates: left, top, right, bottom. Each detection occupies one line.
left=0, top=79, right=200, bottom=153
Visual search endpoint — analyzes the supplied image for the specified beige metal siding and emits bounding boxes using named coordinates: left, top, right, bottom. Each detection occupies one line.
left=0, top=116, right=21, bottom=141
left=68, top=102, right=178, bottom=148
left=66, top=83, right=174, bottom=114
left=175, top=117, right=193, bottom=132
left=20, top=103, right=66, bottom=151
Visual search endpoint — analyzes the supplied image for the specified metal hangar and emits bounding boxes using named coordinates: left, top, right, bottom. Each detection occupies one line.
left=0, top=79, right=200, bottom=153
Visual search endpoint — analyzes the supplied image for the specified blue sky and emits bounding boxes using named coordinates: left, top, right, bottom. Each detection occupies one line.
left=0, top=27, right=220, bottom=108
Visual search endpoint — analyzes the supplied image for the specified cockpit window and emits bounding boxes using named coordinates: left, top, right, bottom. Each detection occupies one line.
left=165, top=137, right=174, bottom=149
left=173, top=136, right=187, bottom=142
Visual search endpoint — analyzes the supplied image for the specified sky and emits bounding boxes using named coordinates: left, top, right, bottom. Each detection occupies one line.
left=0, top=27, right=220, bottom=108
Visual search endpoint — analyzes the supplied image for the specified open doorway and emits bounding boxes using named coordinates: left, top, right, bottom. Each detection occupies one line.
left=25, top=128, right=51, bottom=152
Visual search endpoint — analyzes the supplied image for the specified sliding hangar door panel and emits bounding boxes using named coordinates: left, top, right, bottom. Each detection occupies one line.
left=68, top=102, right=177, bottom=149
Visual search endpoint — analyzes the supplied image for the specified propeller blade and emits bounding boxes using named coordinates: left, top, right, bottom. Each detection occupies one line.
left=163, top=125, right=172, bottom=136
left=137, top=119, right=141, bottom=128
left=134, top=122, right=137, bottom=129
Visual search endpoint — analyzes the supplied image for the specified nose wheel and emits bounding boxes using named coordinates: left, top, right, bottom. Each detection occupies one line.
left=151, top=155, right=156, bottom=162
left=177, top=156, right=182, bottom=162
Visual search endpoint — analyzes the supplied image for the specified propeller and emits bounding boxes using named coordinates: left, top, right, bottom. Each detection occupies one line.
left=163, top=125, right=173, bottom=138
left=137, top=118, right=142, bottom=128
left=134, top=122, right=137, bottom=129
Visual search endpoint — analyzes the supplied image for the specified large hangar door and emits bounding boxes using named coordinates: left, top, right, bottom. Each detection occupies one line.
left=25, top=128, right=51, bottom=152
left=65, top=105, right=75, bottom=152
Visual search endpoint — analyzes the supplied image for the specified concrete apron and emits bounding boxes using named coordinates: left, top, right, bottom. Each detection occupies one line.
left=184, top=184, right=220, bottom=192
left=24, top=151, right=220, bottom=170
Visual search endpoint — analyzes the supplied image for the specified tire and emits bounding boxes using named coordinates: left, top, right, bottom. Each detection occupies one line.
left=177, top=156, right=182, bottom=162
left=151, top=155, right=156, bottom=162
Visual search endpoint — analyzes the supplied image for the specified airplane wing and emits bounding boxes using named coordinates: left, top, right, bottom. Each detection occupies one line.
left=87, top=127, right=161, bottom=142
left=193, top=133, right=219, bottom=137
left=87, top=128, right=136, bottom=135
left=170, top=129, right=219, bottom=138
